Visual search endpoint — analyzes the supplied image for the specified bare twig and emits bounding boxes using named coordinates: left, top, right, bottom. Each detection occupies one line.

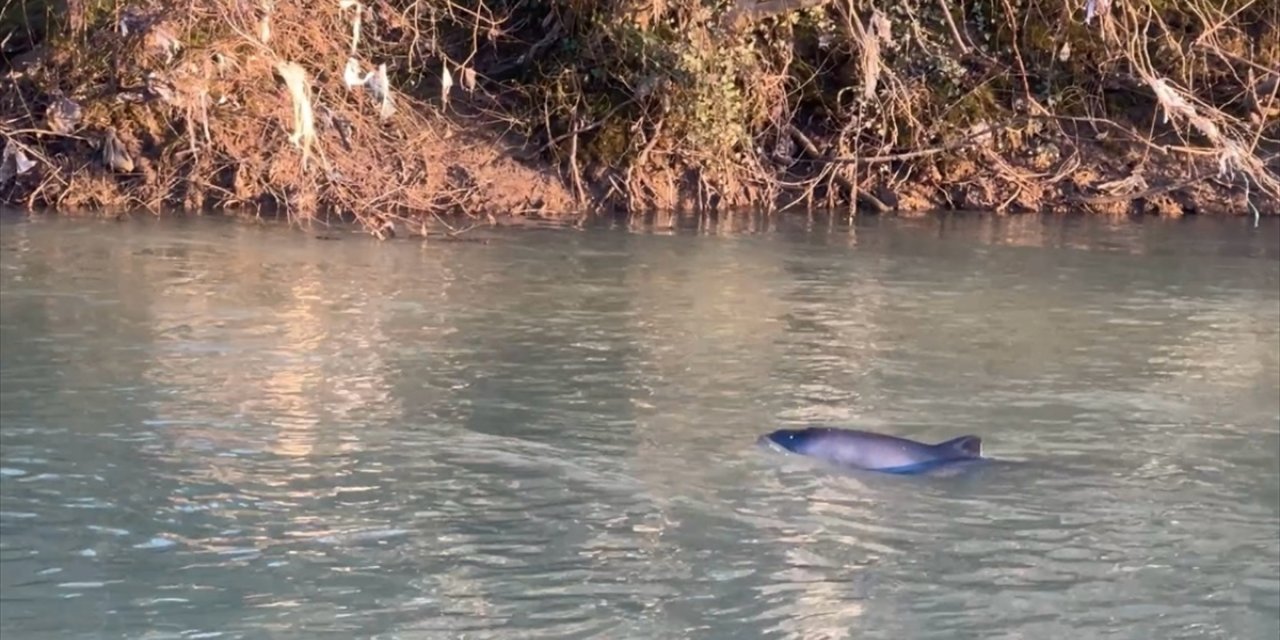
left=1069, top=171, right=1217, bottom=205
left=787, top=125, right=889, bottom=211
left=934, top=0, right=971, bottom=54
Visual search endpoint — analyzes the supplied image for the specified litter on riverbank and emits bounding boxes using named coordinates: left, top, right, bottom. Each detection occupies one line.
left=2, top=1, right=1276, bottom=235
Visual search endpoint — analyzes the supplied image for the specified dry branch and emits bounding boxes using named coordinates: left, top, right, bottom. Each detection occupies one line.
left=2, top=0, right=1276, bottom=226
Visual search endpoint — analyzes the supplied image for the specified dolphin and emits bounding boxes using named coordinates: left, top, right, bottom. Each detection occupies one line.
left=758, top=426, right=983, bottom=474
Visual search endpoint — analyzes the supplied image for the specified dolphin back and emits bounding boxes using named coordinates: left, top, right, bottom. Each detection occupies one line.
left=759, top=426, right=985, bottom=474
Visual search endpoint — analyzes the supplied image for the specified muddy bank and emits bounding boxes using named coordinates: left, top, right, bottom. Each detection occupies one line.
left=2, top=1, right=1277, bottom=235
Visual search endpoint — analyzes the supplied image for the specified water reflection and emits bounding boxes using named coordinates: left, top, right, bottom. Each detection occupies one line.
left=1, top=213, right=1277, bottom=639
left=140, top=234, right=407, bottom=463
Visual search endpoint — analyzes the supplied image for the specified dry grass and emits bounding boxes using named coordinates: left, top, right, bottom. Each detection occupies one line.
left=1, top=0, right=576, bottom=233
left=1, top=0, right=1276, bottom=232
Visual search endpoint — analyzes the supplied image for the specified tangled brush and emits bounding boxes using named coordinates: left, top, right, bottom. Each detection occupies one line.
left=1, top=0, right=573, bottom=234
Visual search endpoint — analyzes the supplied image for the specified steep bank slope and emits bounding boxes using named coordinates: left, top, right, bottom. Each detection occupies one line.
left=2, top=1, right=1277, bottom=234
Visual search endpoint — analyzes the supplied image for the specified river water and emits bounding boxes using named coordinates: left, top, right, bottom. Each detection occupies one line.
left=1, top=212, right=1277, bottom=639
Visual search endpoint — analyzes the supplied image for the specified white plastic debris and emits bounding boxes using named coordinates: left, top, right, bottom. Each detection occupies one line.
left=0, top=141, right=37, bottom=185
left=117, top=10, right=181, bottom=62
left=259, top=0, right=274, bottom=44
left=339, top=1, right=364, bottom=54
left=343, top=58, right=364, bottom=88
left=460, top=66, right=476, bottom=94
left=118, top=9, right=149, bottom=36
left=370, top=64, right=395, bottom=119
left=146, top=71, right=177, bottom=105
left=46, top=96, right=82, bottom=134
left=440, top=62, right=454, bottom=109
left=102, top=129, right=134, bottom=173
left=343, top=58, right=396, bottom=120
left=148, top=25, right=182, bottom=63
left=861, top=12, right=890, bottom=99
left=1085, top=0, right=1112, bottom=25
left=276, top=61, right=316, bottom=169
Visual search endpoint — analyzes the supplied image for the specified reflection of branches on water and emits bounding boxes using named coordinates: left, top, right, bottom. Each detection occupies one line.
left=138, top=236, right=404, bottom=465
left=1150, top=299, right=1280, bottom=405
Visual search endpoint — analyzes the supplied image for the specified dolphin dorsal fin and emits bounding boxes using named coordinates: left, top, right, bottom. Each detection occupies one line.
left=936, top=435, right=982, bottom=458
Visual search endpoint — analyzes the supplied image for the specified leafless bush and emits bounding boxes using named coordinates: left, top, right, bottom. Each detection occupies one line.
left=2, top=0, right=1276, bottom=228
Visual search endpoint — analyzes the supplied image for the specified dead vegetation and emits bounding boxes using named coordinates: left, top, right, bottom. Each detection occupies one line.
left=0, top=0, right=577, bottom=234
left=1, top=0, right=1277, bottom=234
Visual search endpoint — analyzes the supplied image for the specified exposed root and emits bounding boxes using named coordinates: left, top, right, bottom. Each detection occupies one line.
left=0, top=0, right=1276, bottom=232
left=0, top=0, right=576, bottom=233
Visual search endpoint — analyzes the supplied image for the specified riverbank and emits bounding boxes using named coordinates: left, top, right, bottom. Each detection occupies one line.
left=2, top=1, right=1277, bottom=235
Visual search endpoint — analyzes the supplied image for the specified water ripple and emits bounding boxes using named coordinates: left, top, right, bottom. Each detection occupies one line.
left=2, top=215, right=1278, bottom=638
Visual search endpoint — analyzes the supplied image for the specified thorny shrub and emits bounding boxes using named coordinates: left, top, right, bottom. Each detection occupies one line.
left=1, top=0, right=1277, bottom=226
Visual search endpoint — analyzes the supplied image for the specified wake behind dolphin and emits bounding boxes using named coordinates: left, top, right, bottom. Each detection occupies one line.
left=758, top=426, right=984, bottom=475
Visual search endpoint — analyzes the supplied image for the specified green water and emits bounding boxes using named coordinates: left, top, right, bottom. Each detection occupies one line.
left=1, top=213, right=1278, bottom=639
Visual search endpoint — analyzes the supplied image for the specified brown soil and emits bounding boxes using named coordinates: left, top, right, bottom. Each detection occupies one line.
left=1, top=1, right=1277, bottom=235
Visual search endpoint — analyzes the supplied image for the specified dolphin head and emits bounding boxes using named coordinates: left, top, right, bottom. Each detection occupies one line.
left=758, top=428, right=817, bottom=453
